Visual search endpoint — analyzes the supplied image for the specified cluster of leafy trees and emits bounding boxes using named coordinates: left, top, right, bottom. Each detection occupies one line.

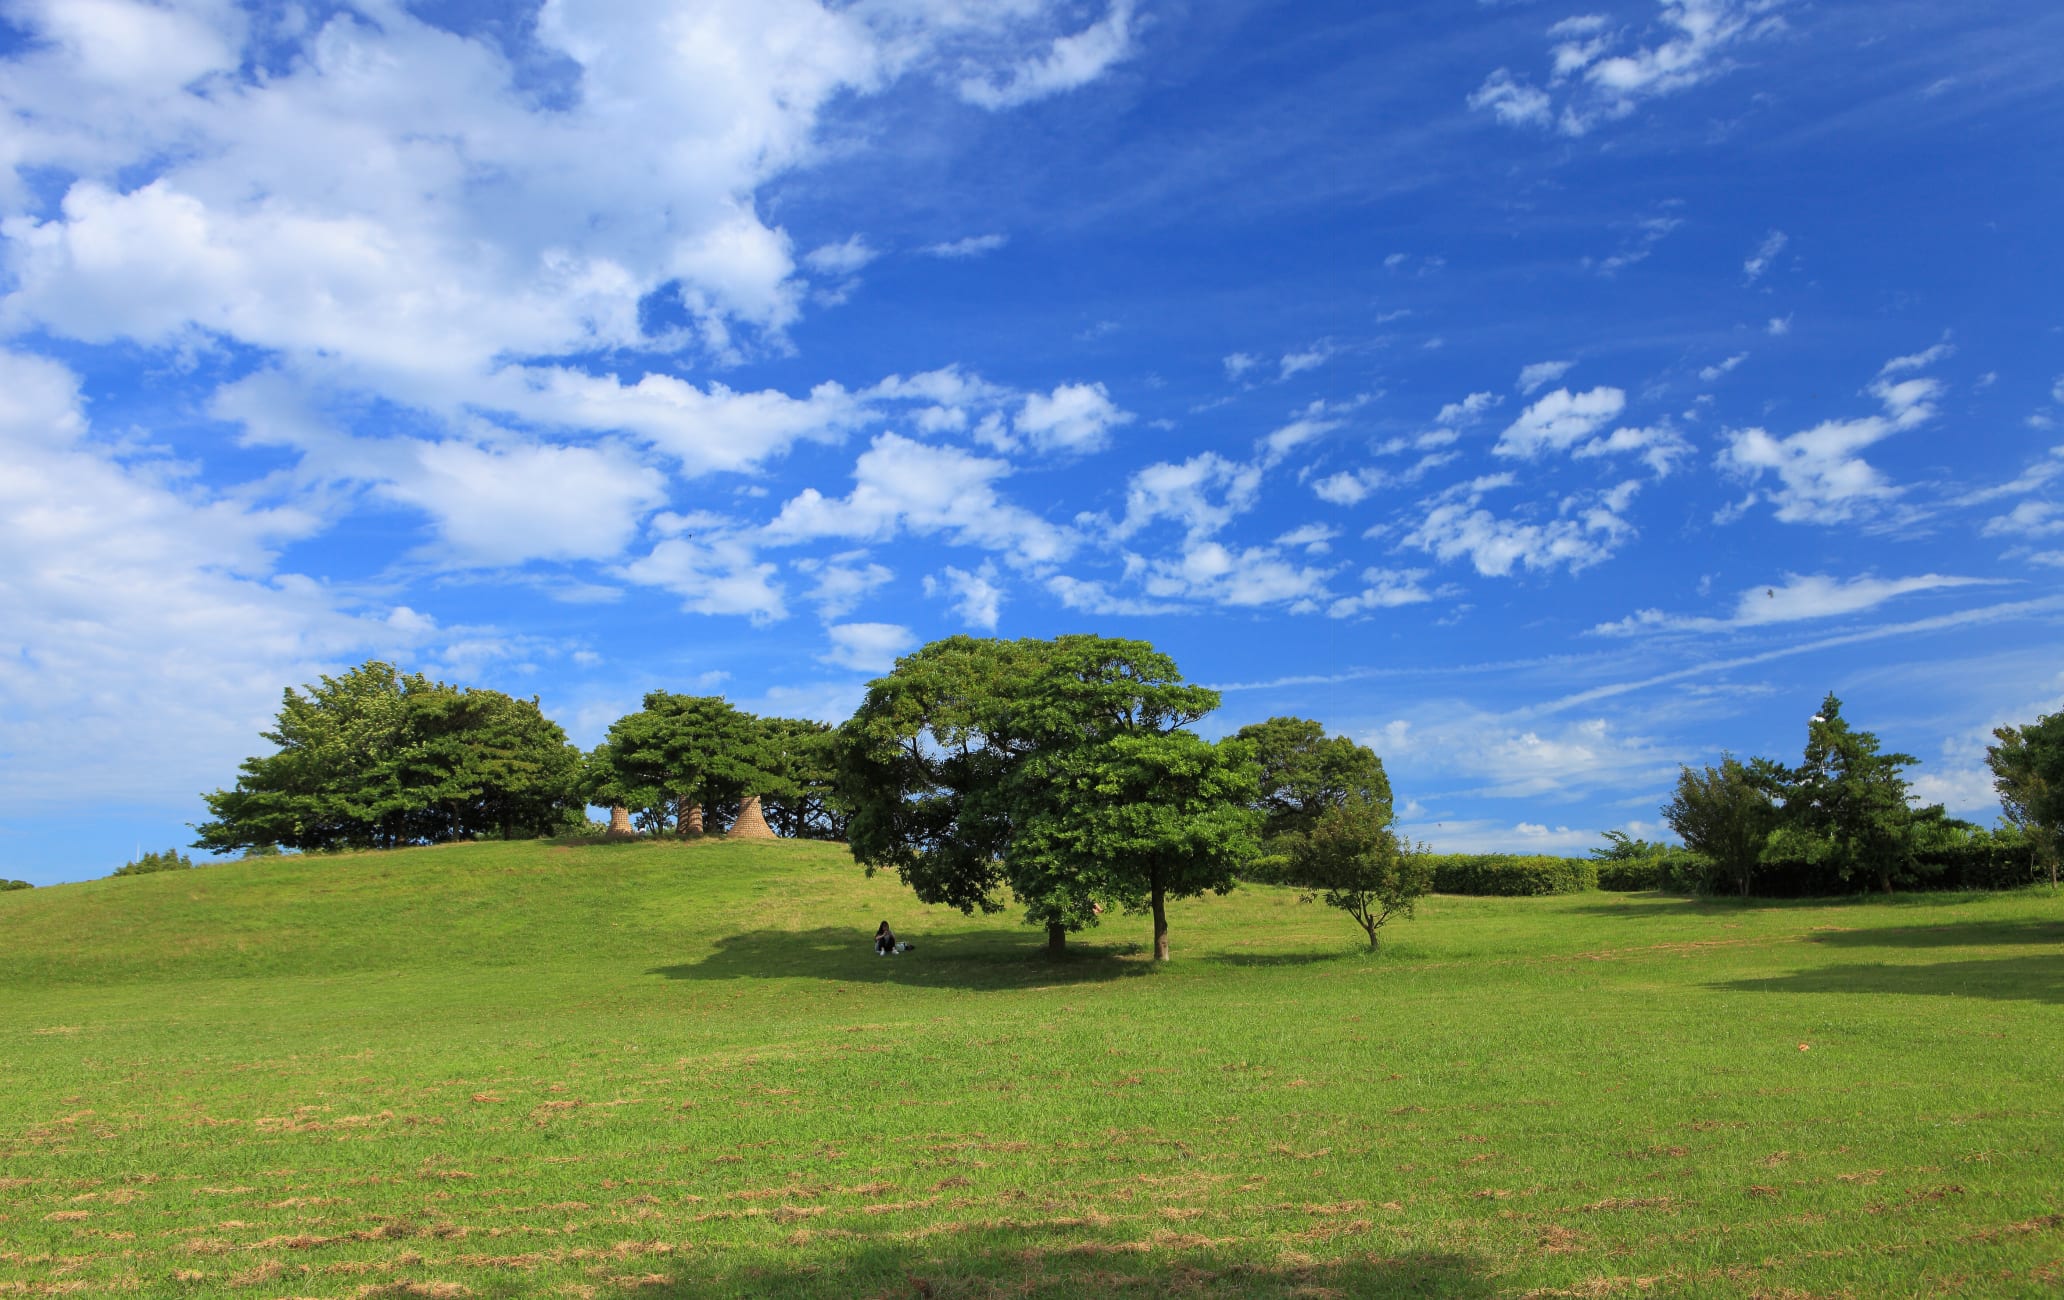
left=195, top=662, right=588, bottom=853
left=195, top=663, right=845, bottom=855
left=1662, top=693, right=2056, bottom=896
left=1, top=878, right=30, bottom=892
left=112, top=848, right=195, bottom=877
left=584, top=693, right=845, bottom=839
left=839, top=635, right=1420, bottom=960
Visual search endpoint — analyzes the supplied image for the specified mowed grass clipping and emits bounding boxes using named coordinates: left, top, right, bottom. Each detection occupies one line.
left=2, top=840, right=2061, bottom=1299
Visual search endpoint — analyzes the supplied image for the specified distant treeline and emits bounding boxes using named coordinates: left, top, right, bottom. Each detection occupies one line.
left=180, top=652, right=2064, bottom=913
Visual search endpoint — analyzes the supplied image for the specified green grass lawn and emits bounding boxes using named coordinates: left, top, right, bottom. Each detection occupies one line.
left=2, top=838, right=2060, bottom=1298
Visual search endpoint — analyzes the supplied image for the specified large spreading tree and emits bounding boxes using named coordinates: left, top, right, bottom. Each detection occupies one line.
left=839, top=634, right=1262, bottom=960
left=195, top=661, right=585, bottom=853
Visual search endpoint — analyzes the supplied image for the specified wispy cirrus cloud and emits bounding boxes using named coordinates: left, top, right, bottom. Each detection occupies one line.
left=1470, top=0, right=1789, bottom=137
left=1592, top=572, right=2007, bottom=636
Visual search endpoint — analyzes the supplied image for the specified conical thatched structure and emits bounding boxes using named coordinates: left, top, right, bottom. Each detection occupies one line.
left=606, top=805, right=635, bottom=838
left=678, top=797, right=703, bottom=835
left=729, top=794, right=775, bottom=840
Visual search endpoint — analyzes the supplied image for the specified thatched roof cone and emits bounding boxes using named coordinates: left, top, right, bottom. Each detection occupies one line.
left=606, top=805, right=635, bottom=838
left=682, top=800, right=704, bottom=835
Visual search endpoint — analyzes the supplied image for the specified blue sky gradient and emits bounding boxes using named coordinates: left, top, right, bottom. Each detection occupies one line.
left=3, top=0, right=2060, bottom=883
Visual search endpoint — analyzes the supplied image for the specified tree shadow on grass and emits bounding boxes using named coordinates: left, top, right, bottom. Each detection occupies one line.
left=1204, top=950, right=1361, bottom=969
left=1712, top=953, right=2064, bottom=1005
left=598, top=1242, right=1495, bottom=1300
left=1561, top=890, right=2033, bottom=919
left=1803, top=918, right=2064, bottom=950
left=648, top=927, right=1152, bottom=991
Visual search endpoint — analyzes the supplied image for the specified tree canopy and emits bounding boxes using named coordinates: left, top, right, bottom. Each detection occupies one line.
left=1236, top=716, right=1392, bottom=847
left=587, top=692, right=775, bottom=832
left=839, top=633, right=1260, bottom=959
left=194, top=661, right=585, bottom=853
left=1988, top=712, right=2064, bottom=886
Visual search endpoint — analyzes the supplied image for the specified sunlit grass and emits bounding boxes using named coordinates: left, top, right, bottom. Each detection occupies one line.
left=1, top=839, right=2059, bottom=1297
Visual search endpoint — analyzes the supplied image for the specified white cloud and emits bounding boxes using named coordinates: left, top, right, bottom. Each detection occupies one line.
left=1045, top=573, right=1180, bottom=616
left=1982, top=500, right=2064, bottom=540
left=1467, top=68, right=1552, bottom=126
left=617, top=518, right=788, bottom=624
left=1767, top=314, right=1793, bottom=336
left=0, top=349, right=441, bottom=810
left=1378, top=710, right=1676, bottom=800
left=1403, top=476, right=1640, bottom=577
left=763, top=433, right=1075, bottom=565
left=1717, top=352, right=1945, bottom=524
left=1593, top=572, right=2006, bottom=636
left=1275, top=523, right=1340, bottom=554
left=1471, top=0, right=1789, bottom=136
left=1313, top=469, right=1384, bottom=506
left=1743, top=229, right=1787, bottom=282
left=1879, top=341, right=1955, bottom=376
left=1699, top=352, right=1748, bottom=381
left=0, top=0, right=1135, bottom=495
left=1110, top=452, right=1262, bottom=542
left=1134, top=541, right=1334, bottom=611
left=1435, top=392, right=1502, bottom=425
left=959, top=0, right=1137, bottom=109
left=1007, top=381, right=1131, bottom=454
left=1259, top=410, right=1344, bottom=466
left=925, top=561, right=1005, bottom=630
left=1570, top=424, right=1692, bottom=477
left=1494, top=386, right=1628, bottom=458
left=821, top=621, right=916, bottom=673
left=922, top=233, right=1007, bottom=259
left=796, top=552, right=894, bottom=619
left=1906, top=767, right=2002, bottom=815
left=1590, top=213, right=1681, bottom=276
left=379, top=439, right=667, bottom=567
left=1517, top=360, right=1574, bottom=394
left=1223, top=352, right=1259, bottom=381
left=1328, top=567, right=1435, bottom=617
left=1279, top=342, right=1335, bottom=380
left=803, top=235, right=878, bottom=276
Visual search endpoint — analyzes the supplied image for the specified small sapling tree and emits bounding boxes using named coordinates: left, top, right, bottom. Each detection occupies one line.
left=1282, top=793, right=1430, bottom=950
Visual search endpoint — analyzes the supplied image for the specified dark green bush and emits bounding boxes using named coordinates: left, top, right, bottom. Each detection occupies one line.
left=0, top=879, right=30, bottom=891
left=1427, top=854, right=1595, bottom=896
left=1595, top=858, right=1660, bottom=890
left=111, top=848, right=195, bottom=878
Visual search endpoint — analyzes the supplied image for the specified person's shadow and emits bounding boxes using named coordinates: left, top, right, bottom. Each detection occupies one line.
left=647, top=925, right=1152, bottom=991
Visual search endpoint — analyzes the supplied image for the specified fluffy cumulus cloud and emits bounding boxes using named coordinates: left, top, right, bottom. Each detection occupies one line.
left=617, top=514, right=789, bottom=624
left=1109, top=452, right=1263, bottom=542
left=925, top=561, right=1007, bottom=630
left=1494, top=387, right=1627, bottom=457
left=1518, top=360, right=1575, bottom=395
left=821, top=621, right=917, bottom=673
left=0, top=0, right=1139, bottom=540
left=1470, top=0, right=1790, bottom=136
left=1328, top=567, right=1436, bottom=618
left=1717, top=350, right=1946, bottom=524
left=1594, top=572, right=2005, bottom=636
left=764, top=433, right=1075, bottom=565
left=1007, top=381, right=1132, bottom=454
left=1403, top=476, right=1641, bottom=577
left=0, top=349, right=439, bottom=809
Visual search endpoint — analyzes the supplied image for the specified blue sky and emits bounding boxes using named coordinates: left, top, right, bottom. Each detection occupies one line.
left=3, top=0, right=2061, bottom=884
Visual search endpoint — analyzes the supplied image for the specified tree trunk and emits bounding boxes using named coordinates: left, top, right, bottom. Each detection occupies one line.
left=1151, top=875, right=1169, bottom=962
left=1047, top=922, right=1066, bottom=956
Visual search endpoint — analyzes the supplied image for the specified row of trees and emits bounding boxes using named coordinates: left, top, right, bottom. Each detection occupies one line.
left=195, top=644, right=1422, bottom=960
left=1663, top=693, right=2061, bottom=896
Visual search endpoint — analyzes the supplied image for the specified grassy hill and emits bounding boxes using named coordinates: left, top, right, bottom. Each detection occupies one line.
left=2, top=838, right=2060, bottom=1298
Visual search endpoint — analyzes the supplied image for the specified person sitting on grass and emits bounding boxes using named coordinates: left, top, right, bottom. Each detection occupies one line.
left=875, top=921, right=912, bottom=956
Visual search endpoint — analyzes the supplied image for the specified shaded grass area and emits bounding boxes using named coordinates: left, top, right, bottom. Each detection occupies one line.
left=1, top=840, right=2061, bottom=1297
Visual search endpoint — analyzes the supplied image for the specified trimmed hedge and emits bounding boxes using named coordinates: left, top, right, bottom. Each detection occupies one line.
left=1427, top=854, right=1596, bottom=896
